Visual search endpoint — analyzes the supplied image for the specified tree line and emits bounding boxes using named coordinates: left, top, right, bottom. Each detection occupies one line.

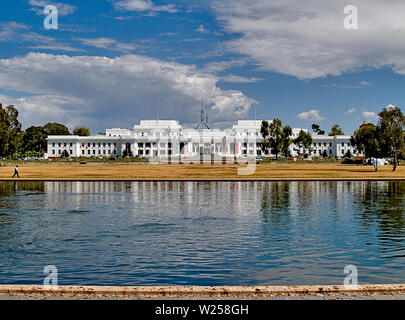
left=350, top=106, right=405, bottom=171
left=261, top=106, right=405, bottom=171
left=0, top=103, right=90, bottom=159
left=260, top=121, right=346, bottom=159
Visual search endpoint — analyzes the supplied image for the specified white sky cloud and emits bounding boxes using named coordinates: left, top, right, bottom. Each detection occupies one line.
left=297, top=109, right=324, bottom=121
left=213, top=0, right=405, bottom=79
left=220, top=74, right=263, bottom=83
left=114, top=0, right=178, bottom=13
left=196, top=24, right=209, bottom=34
left=345, top=108, right=357, bottom=115
left=0, top=22, right=81, bottom=52
left=0, top=52, right=256, bottom=130
left=28, top=0, right=77, bottom=16
left=363, top=111, right=377, bottom=120
left=78, top=37, right=138, bottom=52
left=0, top=94, right=88, bottom=129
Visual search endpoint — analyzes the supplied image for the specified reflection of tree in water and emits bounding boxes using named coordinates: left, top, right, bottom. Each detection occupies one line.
left=260, top=182, right=290, bottom=223
left=0, top=181, right=44, bottom=208
left=0, top=181, right=45, bottom=239
left=360, top=181, right=405, bottom=245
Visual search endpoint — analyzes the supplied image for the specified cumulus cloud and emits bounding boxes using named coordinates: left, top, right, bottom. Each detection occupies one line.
left=114, top=0, right=177, bottom=13
left=0, top=94, right=88, bottom=129
left=78, top=37, right=138, bottom=52
left=0, top=53, right=256, bottom=130
left=0, top=22, right=81, bottom=52
left=203, top=59, right=247, bottom=73
left=220, top=74, right=263, bottom=83
left=213, top=0, right=405, bottom=79
left=363, top=111, right=377, bottom=120
left=29, top=0, right=77, bottom=16
left=297, top=109, right=324, bottom=121
left=196, top=24, right=209, bottom=34
left=345, top=108, right=356, bottom=115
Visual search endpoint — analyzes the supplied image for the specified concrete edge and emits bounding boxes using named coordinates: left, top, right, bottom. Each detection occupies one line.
left=1, top=284, right=405, bottom=298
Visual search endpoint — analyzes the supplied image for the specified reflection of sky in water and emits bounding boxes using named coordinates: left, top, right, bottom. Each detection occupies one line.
left=0, top=181, right=404, bottom=286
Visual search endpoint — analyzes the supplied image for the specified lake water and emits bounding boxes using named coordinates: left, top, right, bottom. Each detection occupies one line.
left=0, top=180, right=404, bottom=286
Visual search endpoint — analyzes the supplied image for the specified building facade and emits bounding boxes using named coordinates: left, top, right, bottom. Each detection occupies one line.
left=46, top=120, right=360, bottom=159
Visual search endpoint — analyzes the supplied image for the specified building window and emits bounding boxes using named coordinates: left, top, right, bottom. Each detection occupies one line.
left=58, top=150, right=61, bottom=154
left=58, top=143, right=61, bottom=147
left=93, top=143, right=96, bottom=147
left=93, top=150, right=96, bottom=155
left=52, top=150, right=55, bottom=154
left=52, top=143, right=55, bottom=147
left=70, top=143, right=73, bottom=147
left=88, top=150, right=90, bottom=155
left=88, top=143, right=90, bottom=147
left=70, top=150, right=72, bottom=155
left=103, top=150, right=106, bottom=155
left=82, top=150, right=85, bottom=155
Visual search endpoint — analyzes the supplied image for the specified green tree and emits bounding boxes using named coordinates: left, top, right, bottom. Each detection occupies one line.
left=43, top=123, right=70, bottom=136
left=261, top=119, right=292, bottom=159
left=73, top=127, right=91, bottom=136
left=329, top=124, right=344, bottom=136
left=268, top=119, right=283, bottom=159
left=21, top=126, right=47, bottom=154
left=311, top=123, right=325, bottom=135
left=260, top=120, right=271, bottom=153
left=378, top=106, right=405, bottom=171
left=293, top=130, right=313, bottom=158
left=281, top=125, right=292, bottom=157
left=0, top=104, right=22, bottom=158
left=350, top=123, right=380, bottom=159
left=6, top=105, right=22, bottom=157
left=0, top=106, right=9, bottom=157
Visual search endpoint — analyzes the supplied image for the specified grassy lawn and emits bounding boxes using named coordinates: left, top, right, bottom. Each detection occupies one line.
left=0, top=162, right=404, bottom=179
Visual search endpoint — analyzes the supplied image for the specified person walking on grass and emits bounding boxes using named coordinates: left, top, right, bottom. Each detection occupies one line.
left=12, top=165, right=19, bottom=178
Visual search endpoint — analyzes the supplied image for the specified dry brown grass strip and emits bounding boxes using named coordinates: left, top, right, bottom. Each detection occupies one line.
left=0, top=163, right=404, bottom=180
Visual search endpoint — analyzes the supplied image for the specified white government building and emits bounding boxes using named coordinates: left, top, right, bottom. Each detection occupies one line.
left=46, top=116, right=359, bottom=160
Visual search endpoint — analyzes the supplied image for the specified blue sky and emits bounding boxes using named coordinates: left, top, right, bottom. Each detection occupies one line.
left=0, top=0, right=405, bottom=134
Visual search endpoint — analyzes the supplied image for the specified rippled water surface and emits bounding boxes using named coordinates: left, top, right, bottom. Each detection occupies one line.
left=0, top=180, right=405, bottom=286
